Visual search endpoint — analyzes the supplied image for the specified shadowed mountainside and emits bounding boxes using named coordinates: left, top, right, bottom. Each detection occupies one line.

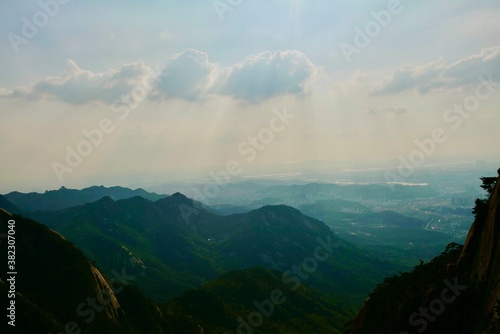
left=0, top=208, right=201, bottom=334
left=0, top=206, right=354, bottom=333
left=164, top=267, right=355, bottom=334
left=25, top=192, right=406, bottom=304
left=348, top=173, right=500, bottom=333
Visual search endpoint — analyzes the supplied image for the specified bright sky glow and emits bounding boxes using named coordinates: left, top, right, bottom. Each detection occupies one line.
left=1, top=0, right=499, bottom=192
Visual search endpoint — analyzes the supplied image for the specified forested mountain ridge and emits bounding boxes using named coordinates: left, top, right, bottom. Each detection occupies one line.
left=25, top=192, right=405, bottom=303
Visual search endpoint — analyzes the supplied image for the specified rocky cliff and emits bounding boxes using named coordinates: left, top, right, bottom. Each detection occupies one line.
left=0, top=208, right=126, bottom=333
left=0, top=207, right=204, bottom=333
left=349, top=173, right=500, bottom=333
left=458, top=173, right=500, bottom=333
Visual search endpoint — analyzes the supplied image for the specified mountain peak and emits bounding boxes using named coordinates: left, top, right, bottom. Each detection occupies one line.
left=247, top=204, right=330, bottom=234
left=171, top=192, right=189, bottom=200
left=96, top=195, right=115, bottom=203
left=84, top=195, right=117, bottom=211
left=159, top=192, right=196, bottom=207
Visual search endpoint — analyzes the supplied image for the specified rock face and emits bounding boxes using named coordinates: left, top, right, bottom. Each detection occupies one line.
left=0, top=208, right=124, bottom=333
left=349, top=174, right=500, bottom=334
left=458, top=174, right=500, bottom=333
left=0, top=208, right=206, bottom=333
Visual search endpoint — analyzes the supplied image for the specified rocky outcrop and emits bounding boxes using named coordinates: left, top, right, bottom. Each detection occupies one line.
left=458, top=175, right=500, bottom=333
left=0, top=208, right=124, bottom=332
left=0, top=207, right=209, bottom=333
left=349, top=174, right=500, bottom=333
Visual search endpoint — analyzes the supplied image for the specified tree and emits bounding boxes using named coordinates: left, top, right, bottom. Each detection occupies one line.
left=480, top=177, right=497, bottom=195
left=472, top=198, right=488, bottom=221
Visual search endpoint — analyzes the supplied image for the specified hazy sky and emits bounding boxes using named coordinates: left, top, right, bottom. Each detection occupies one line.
left=1, top=0, right=499, bottom=192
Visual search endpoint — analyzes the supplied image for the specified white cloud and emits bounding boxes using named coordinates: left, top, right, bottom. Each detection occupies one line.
left=0, top=49, right=322, bottom=105
left=0, top=87, right=11, bottom=97
left=372, top=47, right=500, bottom=95
left=221, top=50, right=321, bottom=103
left=152, top=49, right=321, bottom=103
left=365, top=106, right=408, bottom=115
left=155, top=49, right=218, bottom=101
left=1, top=59, right=156, bottom=105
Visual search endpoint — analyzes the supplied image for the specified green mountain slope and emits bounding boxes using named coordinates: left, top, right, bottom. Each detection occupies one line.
left=27, top=193, right=407, bottom=304
left=164, top=267, right=356, bottom=334
left=0, top=208, right=187, bottom=333
left=0, top=207, right=389, bottom=334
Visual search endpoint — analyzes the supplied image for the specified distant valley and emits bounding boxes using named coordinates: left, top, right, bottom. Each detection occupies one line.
left=1, top=167, right=497, bottom=333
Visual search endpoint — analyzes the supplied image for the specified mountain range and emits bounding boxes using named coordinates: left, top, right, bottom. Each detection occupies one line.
left=4, top=185, right=166, bottom=212
left=0, top=187, right=405, bottom=333
left=18, top=192, right=405, bottom=305
left=1, top=172, right=498, bottom=333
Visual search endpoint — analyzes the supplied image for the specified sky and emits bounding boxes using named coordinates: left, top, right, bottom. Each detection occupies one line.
left=1, top=0, right=499, bottom=193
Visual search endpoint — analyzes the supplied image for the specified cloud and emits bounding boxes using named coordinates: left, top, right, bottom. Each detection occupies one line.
left=154, top=49, right=321, bottom=103
left=1, top=59, right=156, bottom=105
left=221, top=50, right=320, bottom=103
left=1, top=49, right=321, bottom=105
left=155, top=49, right=218, bottom=101
left=0, top=87, right=11, bottom=97
left=372, top=47, right=500, bottom=95
left=365, top=106, right=408, bottom=115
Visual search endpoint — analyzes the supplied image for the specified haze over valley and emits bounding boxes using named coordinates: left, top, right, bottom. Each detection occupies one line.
left=1, top=1, right=500, bottom=333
